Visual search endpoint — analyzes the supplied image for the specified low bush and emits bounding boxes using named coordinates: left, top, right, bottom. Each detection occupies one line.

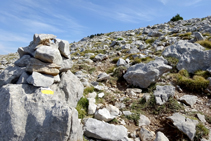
left=117, top=38, right=123, bottom=41
left=174, top=70, right=209, bottom=92
left=194, top=123, right=209, bottom=140
left=76, top=97, right=89, bottom=119
left=196, top=40, right=211, bottom=49
left=145, top=38, right=156, bottom=44
left=83, top=86, right=95, bottom=96
left=170, top=14, right=183, bottom=22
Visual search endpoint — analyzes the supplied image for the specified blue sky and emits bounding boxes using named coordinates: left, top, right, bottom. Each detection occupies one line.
left=0, top=0, right=210, bottom=55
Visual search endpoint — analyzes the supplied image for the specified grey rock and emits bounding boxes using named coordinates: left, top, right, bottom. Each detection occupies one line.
left=54, top=74, right=60, bottom=83
left=0, top=66, right=25, bottom=87
left=139, top=114, right=151, bottom=126
left=58, top=40, right=70, bottom=58
left=123, top=57, right=172, bottom=88
left=88, top=98, right=97, bottom=115
left=33, top=34, right=56, bottom=45
left=194, top=32, right=204, bottom=41
left=15, top=55, right=31, bottom=67
left=123, top=111, right=132, bottom=116
left=167, top=113, right=198, bottom=141
left=0, top=84, right=83, bottom=141
left=117, top=58, right=126, bottom=66
left=26, top=58, right=60, bottom=76
left=162, top=40, right=211, bottom=73
left=84, top=118, right=128, bottom=141
left=60, top=58, right=73, bottom=72
left=106, top=104, right=120, bottom=117
left=98, top=92, right=104, bottom=98
left=122, top=44, right=131, bottom=49
left=94, top=108, right=115, bottom=122
left=139, top=127, right=156, bottom=141
left=59, top=70, right=84, bottom=108
left=27, top=72, right=54, bottom=87
left=154, top=131, right=169, bottom=141
left=94, top=54, right=108, bottom=61
left=16, top=71, right=30, bottom=84
left=127, top=48, right=140, bottom=54
left=153, top=85, right=175, bottom=105
left=196, top=113, right=206, bottom=123
left=34, top=45, right=62, bottom=66
left=179, top=95, right=198, bottom=107
left=97, top=72, right=110, bottom=81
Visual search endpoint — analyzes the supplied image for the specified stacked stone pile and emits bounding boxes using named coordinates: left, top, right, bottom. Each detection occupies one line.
left=0, top=34, right=84, bottom=141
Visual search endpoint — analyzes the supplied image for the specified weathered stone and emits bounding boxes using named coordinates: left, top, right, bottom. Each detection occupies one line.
left=179, top=95, right=198, bottom=107
left=58, top=40, right=70, bottom=58
left=153, top=85, right=175, bottom=105
left=88, top=98, right=97, bottom=115
left=0, top=84, right=83, bottom=141
left=0, top=66, right=25, bottom=87
left=33, top=34, right=57, bottom=46
left=14, top=55, right=31, bottom=67
left=34, top=45, right=62, bottom=65
left=123, top=111, right=132, bottom=116
left=93, top=54, right=108, bottom=61
left=59, top=70, right=84, bottom=108
left=196, top=113, right=206, bottom=123
left=60, top=58, right=73, bottom=72
left=84, top=118, right=128, bottom=141
left=194, top=32, right=204, bottom=41
left=97, top=72, right=110, bottom=81
left=94, top=108, right=115, bottom=122
left=139, top=127, right=155, bottom=141
left=167, top=113, right=198, bottom=141
left=154, top=131, right=169, bottom=141
left=27, top=72, right=54, bottom=87
left=16, top=71, right=30, bottom=84
left=26, top=58, right=60, bottom=76
left=106, top=104, right=120, bottom=117
left=162, top=40, right=211, bottom=73
left=123, top=57, right=172, bottom=88
left=117, top=58, right=126, bottom=66
left=138, top=114, right=151, bottom=127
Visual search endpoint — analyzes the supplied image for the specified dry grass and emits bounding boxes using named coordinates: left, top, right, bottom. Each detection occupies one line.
left=196, top=40, right=211, bottom=49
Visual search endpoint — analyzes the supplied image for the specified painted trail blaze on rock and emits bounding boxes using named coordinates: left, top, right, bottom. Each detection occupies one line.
left=41, top=87, right=54, bottom=95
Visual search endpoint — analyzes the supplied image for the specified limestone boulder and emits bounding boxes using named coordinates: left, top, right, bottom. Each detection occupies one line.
left=34, top=45, right=62, bottom=65
left=0, top=66, right=25, bottom=87
left=123, top=57, right=172, bottom=88
left=58, top=40, right=70, bottom=58
left=0, top=84, right=83, bottom=141
left=27, top=72, right=54, bottom=87
left=59, top=70, right=84, bottom=108
left=167, top=113, right=198, bottom=141
left=26, top=58, right=60, bottom=76
left=15, top=55, right=31, bottom=67
left=84, top=118, right=128, bottom=141
left=153, top=85, right=175, bottom=105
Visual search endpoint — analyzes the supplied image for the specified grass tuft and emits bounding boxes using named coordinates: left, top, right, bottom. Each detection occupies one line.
left=194, top=123, right=209, bottom=140
left=196, top=40, right=211, bottom=49
left=76, top=97, right=89, bottom=119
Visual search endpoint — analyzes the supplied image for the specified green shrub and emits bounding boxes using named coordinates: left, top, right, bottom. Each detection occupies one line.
left=76, top=97, right=89, bottom=119
left=83, top=86, right=94, bottom=96
left=205, top=115, right=211, bottom=124
left=90, top=55, right=96, bottom=60
left=196, top=40, right=211, bottom=49
left=194, top=123, right=209, bottom=140
left=170, top=14, right=183, bottom=22
left=175, top=70, right=209, bottom=92
left=126, top=113, right=140, bottom=126
left=106, top=66, right=116, bottom=74
left=112, top=66, right=127, bottom=78
left=145, top=38, right=155, bottom=44
left=112, top=57, right=120, bottom=63
left=117, top=38, right=123, bottom=41
left=194, top=70, right=211, bottom=79
left=165, top=56, right=179, bottom=66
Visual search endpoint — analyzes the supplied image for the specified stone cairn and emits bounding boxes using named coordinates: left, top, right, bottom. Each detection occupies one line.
left=15, top=34, right=73, bottom=88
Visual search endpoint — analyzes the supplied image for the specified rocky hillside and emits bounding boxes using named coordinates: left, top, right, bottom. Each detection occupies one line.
left=1, top=16, right=211, bottom=141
